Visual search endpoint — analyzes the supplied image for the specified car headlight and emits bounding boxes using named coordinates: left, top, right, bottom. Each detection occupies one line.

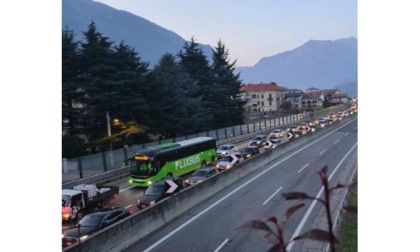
left=246, top=154, right=251, bottom=158
left=150, top=200, right=156, bottom=206
left=226, top=165, right=231, bottom=169
left=79, top=235, right=89, bottom=241
left=216, top=164, right=220, bottom=168
left=222, top=151, right=227, bottom=155
left=197, top=180, right=203, bottom=183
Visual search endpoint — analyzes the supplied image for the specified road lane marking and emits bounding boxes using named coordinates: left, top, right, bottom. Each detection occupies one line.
left=319, top=149, right=327, bottom=155
left=143, top=118, right=357, bottom=252
left=345, top=132, right=350, bottom=136
left=214, top=239, right=229, bottom=252
left=125, top=204, right=133, bottom=209
left=334, top=139, right=341, bottom=144
left=263, top=186, right=283, bottom=205
left=286, top=142, right=358, bottom=251
left=297, top=163, right=309, bottom=174
left=120, top=186, right=135, bottom=192
left=353, top=127, right=357, bottom=130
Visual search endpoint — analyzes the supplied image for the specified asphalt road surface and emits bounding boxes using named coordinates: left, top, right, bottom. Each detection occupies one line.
left=120, top=118, right=358, bottom=252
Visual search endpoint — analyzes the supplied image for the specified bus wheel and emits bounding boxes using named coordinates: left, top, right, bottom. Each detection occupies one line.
left=166, top=173, right=173, bottom=177
left=201, top=160, right=207, bottom=168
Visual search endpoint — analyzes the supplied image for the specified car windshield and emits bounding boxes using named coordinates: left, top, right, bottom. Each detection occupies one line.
left=220, top=155, right=231, bottom=161
left=144, top=184, right=165, bottom=196
left=192, top=170, right=207, bottom=177
left=79, top=215, right=104, bottom=227
left=219, top=146, right=229, bottom=151
left=242, top=147, right=253, bottom=152
left=254, top=136, right=264, bottom=140
left=62, top=195, right=70, bottom=207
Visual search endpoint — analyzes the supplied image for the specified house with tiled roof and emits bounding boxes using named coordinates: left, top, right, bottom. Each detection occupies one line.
left=284, top=89, right=304, bottom=109
left=238, top=82, right=288, bottom=114
left=301, top=93, right=323, bottom=111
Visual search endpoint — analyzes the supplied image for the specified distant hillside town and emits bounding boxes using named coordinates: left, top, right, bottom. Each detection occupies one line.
left=238, top=82, right=352, bottom=117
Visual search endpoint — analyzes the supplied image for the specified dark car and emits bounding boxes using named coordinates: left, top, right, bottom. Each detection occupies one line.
left=185, top=167, right=218, bottom=186
left=62, top=207, right=132, bottom=247
left=238, top=146, right=260, bottom=159
left=137, top=177, right=184, bottom=209
left=250, top=135, right=267, bottom=147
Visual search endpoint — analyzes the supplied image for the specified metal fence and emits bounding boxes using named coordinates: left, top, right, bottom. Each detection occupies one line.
left=62, top=112, right=309, bottom=184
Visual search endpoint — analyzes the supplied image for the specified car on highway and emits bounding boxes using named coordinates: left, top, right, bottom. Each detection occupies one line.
left=318, top=119, right=327, bottom=128
left=137, top=177, right=184, bottom=209
left=250, top=135, right=267, bottom=147
left=62, top=207, right=132, bottom=247
left=269, top=129, right=284, bottom=139
left=215, top=153, right=244, bottom=171
left=216, top=144, right=238, bottom=159
left=264, top=138, right=282, bottom=150
left=185, top=167, right=218, bottom=186
left=238, top=146, right=260, bottom=159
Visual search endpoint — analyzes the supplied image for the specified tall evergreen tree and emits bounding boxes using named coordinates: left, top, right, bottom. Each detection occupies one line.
left=211, top=40, right=245, bottom=127
left=76, top=21, right=116, bottom=141
left=148, top=53, right=204, bottom=137
left=178, top=37, right=216, bottom=131
left=62, top=26, right=82, bottom=136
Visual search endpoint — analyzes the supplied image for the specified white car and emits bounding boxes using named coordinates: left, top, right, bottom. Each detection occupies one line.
left=264, top=139, right=282, bottom=150
left=215, top=153, right=243, bottom=171
left=216, top=144, right=237, bottom=159
left=269, top=129, right=284, bottom=139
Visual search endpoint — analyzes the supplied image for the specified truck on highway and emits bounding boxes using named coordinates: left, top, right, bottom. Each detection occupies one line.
left=62, top=184, right=119, bottom=221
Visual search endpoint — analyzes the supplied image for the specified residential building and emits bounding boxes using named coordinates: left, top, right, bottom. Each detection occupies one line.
left=284, top=89, right=304, bottom=110
left=239, top=82, right=288, bottom=114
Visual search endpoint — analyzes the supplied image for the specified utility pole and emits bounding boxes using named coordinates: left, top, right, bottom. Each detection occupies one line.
left=106, top=111, right=111, bottom=137
left=106, top=111, right=114, bottom=167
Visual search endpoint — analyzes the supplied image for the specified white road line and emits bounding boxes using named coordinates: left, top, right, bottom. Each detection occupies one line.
left=125, top=204, right=133, bottom=209
left=263, top=186, right=283, bottom=205
left=214, top=239, right=229, bottom=252
left=334, top=139, right=341, bottom=144
left=286, top=142, right=358, bottom=251
left=142, top=118, right=357, bottom=252
left=353, top=127, right=357, bottom=130
left=345, top=132, right=350, bottom=136
left=120, top=186, right=135, bottom=192
left=319, top=149, right=327, bottom=155
left=297, top=163, right=309, bottom=174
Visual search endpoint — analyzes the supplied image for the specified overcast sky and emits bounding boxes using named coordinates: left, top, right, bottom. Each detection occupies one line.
left=94, top=0, right=357, bottom=67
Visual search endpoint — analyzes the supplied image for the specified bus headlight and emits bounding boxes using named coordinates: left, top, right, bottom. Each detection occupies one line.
left=147, top=181, right=152, bottom=185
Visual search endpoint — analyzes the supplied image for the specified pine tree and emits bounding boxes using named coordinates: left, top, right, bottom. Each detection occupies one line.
left=148, top=53, right=204, bottom=137
left=178, top=37, right=216, bottom=131
left=211, top=40, right=245, bottom=127
left=62, top=26, right=83, bottom=136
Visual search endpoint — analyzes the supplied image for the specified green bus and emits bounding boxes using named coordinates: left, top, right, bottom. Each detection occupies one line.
left=129, top=137, right=217, bottom=187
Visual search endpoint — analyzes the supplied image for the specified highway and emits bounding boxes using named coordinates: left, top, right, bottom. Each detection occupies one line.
left=115, top=118, right=358, bottom=252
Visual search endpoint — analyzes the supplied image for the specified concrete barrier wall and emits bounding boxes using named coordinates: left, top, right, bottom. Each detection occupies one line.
left=64, top=118, right=352, bottom=252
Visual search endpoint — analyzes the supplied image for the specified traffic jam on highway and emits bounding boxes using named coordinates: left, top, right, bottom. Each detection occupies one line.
left=61, top=105, right=357, bottom=248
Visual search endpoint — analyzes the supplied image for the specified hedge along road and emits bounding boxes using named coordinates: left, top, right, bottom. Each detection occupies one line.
left=122, top=118, right=357, bottom=252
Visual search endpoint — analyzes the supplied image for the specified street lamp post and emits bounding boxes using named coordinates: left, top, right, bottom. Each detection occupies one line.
left=106, top=111, right=114, bottom=167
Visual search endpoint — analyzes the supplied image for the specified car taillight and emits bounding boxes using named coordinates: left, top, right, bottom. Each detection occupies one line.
left=129, top=209, right=133, bottom=215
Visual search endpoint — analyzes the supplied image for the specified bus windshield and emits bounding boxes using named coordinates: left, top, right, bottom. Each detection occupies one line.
left=133, top=159, right=152, bottom=176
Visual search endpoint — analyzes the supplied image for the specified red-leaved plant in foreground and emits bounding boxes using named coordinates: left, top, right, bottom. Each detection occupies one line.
left=237, top=166, right=357, bottom=252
